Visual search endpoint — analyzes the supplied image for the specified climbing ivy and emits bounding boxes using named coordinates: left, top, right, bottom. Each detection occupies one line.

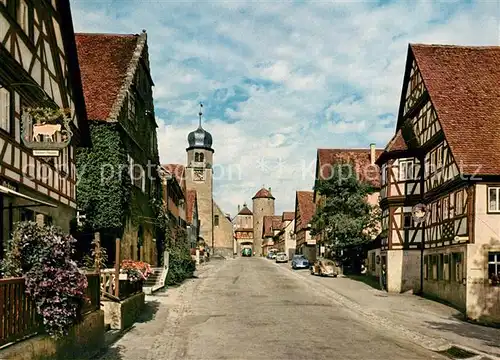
left=76, top=123, right=131, bottom=235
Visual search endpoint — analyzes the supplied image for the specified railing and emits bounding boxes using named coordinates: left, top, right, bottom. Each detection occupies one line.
left=82, top=273, right=100, bottom=314
left=0, top=274, right=99, bottom=347
left=100, top=269, right=144, bottom=300
left=0, top=277, right=40, bottom=347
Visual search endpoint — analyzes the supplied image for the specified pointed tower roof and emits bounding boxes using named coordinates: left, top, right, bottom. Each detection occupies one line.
left=252, top=187, right=275, bottom=200
left=238, top=203, right=253, bottom=215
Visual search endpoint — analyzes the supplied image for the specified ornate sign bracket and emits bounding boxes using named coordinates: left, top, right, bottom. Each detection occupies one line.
left=21, top=107, right=73, bottom=157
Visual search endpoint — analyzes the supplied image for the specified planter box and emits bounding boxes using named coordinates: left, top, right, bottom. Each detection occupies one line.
left=102, top=292, right=145, bottom=330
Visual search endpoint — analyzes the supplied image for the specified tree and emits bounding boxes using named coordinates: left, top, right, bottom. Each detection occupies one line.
left=310, top=161, right=379, bottom=272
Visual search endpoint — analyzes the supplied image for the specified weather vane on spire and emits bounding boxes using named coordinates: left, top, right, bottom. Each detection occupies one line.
left=198, top=103, right=203, bottom=128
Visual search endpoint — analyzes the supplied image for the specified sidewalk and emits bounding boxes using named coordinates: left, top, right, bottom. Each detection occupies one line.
left=291, top=267, right=500, bottom=358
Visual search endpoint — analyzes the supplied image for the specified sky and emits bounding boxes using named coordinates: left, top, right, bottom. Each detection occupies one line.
left=71, top=0, right=500, bottom=215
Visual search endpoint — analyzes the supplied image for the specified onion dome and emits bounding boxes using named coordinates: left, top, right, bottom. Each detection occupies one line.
left=186, top=103, right=214, bottom=152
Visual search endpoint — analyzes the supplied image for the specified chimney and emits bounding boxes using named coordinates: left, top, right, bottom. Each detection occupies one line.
left=268, top=187, right=272, bottom=193
left=370, top=143, right=376, bottom=165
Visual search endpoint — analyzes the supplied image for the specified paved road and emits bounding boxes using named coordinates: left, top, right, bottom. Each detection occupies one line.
left=98, top=257, right=447, bottom=360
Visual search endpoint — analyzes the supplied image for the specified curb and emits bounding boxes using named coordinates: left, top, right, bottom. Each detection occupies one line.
left=271, top=261, right=500, bottom=359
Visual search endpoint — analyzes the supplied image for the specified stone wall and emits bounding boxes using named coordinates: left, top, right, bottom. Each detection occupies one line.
left=213, top=201, right=234, bottom=255
left=185, top=166, right=213, bottom=248
left=0, top=310, right=105, bottom=360
left=252, top=197, right=274, bottom=256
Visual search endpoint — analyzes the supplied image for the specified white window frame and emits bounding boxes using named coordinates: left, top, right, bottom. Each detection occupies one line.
left=455, top=190, right=464, bottom=215
left=140, top=166, right=145, bottom=192
left=442, top=197, right=449, bottom=220
left=0, top=86, right=10, bottom=132
left=17, top=0, right=29, bottom=34
left=399, top=159, right=414, bottom=181
left=488, top=187, right=500, bottom=213
left=436, top=146, right=443, bottom=169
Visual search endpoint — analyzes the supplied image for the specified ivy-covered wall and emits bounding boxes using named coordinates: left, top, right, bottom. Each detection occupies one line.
left=76, top=122, right=162, bottom=266
left=76, top=123, right=131, bottom=234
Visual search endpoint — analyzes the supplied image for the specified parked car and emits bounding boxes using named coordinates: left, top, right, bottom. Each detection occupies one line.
left=310, top=259, right=338, bottom=277
left=241, top=248, right=252, bottom=257
left=267, top=251, right=277, bottom=260
left=291, top=254, right=309, bottom=269
left=275, top=252, right=288, bottom=263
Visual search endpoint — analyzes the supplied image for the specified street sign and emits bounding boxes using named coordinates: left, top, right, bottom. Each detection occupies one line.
left=412, top=203, right=428, bottom=224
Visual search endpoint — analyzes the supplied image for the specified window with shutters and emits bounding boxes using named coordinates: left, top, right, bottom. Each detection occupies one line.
left=0, top=86, right=10, bottom=133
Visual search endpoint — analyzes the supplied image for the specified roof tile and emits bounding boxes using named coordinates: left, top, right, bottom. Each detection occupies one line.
left=410, top=44, right=500, bottom=175
left=75, top=33, right=138, bottom=121
left=317, top=148, right=383, bottom=188
left=296, top=191, right=315, bottom=231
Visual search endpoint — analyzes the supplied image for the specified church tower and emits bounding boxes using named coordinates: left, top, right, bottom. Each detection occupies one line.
left=185, top=104, right=214, bottom=250
left=252, top=187, right=275, bottom=256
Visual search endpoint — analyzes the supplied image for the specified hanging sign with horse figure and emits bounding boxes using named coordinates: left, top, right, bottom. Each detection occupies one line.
left=21, top=107, right=73, bottom=157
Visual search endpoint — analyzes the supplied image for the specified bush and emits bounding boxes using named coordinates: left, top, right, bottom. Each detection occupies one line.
left=166, top=243, right=195, bottom=285
left=1, top=222, right=88, bottom=338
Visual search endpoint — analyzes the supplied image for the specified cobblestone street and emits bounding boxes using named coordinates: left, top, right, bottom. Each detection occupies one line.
left=97, top=258, right=452, bottom=360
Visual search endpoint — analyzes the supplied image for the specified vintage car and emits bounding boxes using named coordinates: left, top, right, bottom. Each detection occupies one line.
left=275, top=252, right=288, bottom=263
left=310, top=259, right=338, bottom=277
left=291, top=254, right=309, bottom=269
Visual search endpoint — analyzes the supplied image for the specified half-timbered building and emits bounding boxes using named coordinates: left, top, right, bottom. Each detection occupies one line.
left=75, top=30, right=160, bottom=266
left=377, top=44, right=500, bottom=323
left=0, top=0, right=88, bottom=257
left=294, top=191, right=316, bottom=261
left=276, top=211, right=295, bottom=259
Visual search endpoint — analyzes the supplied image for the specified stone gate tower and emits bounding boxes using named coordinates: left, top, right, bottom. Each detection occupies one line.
left=252, top=187, right=275, bottom=255
left=185, top=106, right=214, bottom=249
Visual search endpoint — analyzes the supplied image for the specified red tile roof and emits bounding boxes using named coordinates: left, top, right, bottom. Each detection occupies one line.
left=316, top=148, right=383, bottom=188
left=272, top=216, right=282, bottom=230
left=252, top=187, right=275, bottom=200
left=162, top=164, right=186, bottom=193
left=282, top=212, right=295, bottom=222
left=410, top=44, right=500, bottom=175
left=75, top=33, right=139, bottom=121
left=238, top=205, right=253, bottom=215
left=262, top=215, right=281, bottom=237
left=385, top=129, right=407, bottom=152
left=262, top=215, right=274, bottom=237
left=295, top=191, right=315, bottom=231
left=186, top=190, right=197, bottom=224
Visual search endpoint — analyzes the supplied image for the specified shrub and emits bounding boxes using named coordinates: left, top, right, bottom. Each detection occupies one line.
left=1, top=222, right=88, bottom=338
left=166, top=243, right=195, bottom=285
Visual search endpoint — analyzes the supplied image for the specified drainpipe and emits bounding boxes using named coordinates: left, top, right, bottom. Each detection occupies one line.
left=419, top=151, right=425, bottom=295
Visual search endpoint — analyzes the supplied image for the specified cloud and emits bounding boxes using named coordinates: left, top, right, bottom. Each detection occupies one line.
left=72, top=0, right=499, bottom=215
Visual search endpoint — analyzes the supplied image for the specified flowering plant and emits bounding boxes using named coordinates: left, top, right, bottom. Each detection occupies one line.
left=120, top=260, right=152, bottom=282
left=1, top=222, right=88, bottom=337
